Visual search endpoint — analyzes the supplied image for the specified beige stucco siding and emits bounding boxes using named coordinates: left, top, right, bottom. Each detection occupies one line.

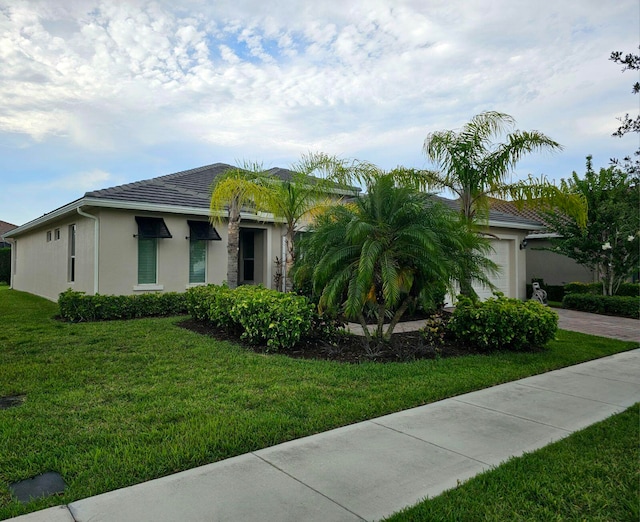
left=11, top=215, right=95, bottom=301
left=526, top=238, right=595, bottom=285
left=97, top=210, right=286, bottom=295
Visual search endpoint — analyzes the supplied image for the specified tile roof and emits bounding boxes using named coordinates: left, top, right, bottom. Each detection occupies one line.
left=85, top=163, right=237, bottom=209
left=85, top=163, right=353, bottom=210
left=434, top=196, right=543, bottom=228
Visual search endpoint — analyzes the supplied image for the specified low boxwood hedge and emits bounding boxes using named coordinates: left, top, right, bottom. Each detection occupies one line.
left=58, top=289, right=187, bottom=322
left=448, top=295, right=558, bottom=352
left=562, top=294, right=639, bottom=319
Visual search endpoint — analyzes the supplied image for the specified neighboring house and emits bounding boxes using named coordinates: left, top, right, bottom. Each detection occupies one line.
left=0, top=220, right=17, bottom=248
left=490, top=200, right=595, bottom=286
left=5, top=163, right=543, bottom=302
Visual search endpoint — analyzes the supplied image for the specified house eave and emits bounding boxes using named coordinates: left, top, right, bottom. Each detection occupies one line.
left=4, top=197, right=281, bottom=238
left=487, top=220, right=545, bottom=231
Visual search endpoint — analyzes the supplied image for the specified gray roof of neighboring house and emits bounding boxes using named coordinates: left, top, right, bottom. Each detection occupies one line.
left=0, top=220, right=17, bottom=239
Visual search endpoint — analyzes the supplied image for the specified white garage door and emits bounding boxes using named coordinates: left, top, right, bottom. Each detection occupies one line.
left=473, top=239, right=511, bottom=300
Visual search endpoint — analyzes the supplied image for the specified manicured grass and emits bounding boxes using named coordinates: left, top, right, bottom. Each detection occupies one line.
left=0, top=286, right=637, bottom=519
left=385, top=405, right=639, bottom=521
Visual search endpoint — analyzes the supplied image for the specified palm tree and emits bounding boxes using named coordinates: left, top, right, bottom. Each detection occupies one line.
left=209, top=163, right=271, bottom=289
left=294, top=173, right=496, bottom=346
left=418, top=111, right=587, bottom=226
left=260, top=153, right=360, bottom=292
left=410, top=111, right=588, bottom=296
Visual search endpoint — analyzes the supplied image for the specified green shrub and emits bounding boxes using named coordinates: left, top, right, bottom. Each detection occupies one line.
left=186, top=284, right=316, bottom=352
left=562, top=294, right=639, bottom=319
left=228, top=287, right=314, bottom=351
left=0, top=248, right=10, bottom=284
left=564, top=281, right=639, bottom=297
left=58, top=289, right=187, bottom=322
left=448, top=295, right=558, bottom=352
left=616, top=283, right=640, bottom=297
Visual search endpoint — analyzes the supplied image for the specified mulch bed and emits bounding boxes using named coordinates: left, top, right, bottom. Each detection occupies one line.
left=177, top=318, right=485, bottom=363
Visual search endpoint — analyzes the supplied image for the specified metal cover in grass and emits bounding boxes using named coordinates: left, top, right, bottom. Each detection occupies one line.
left=0, top=394, right=25, bottom=409
left=9, top=472, right=66, bottom=503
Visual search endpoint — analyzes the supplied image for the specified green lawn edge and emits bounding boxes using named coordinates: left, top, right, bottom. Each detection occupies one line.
left=0, top=286, right=637, bottom=519
left=384, top=404, right=639, bottom=522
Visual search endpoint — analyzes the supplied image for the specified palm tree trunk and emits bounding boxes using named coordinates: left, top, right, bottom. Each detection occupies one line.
left=227, top=200, right=241, bottom=289
left=384, top=297, right=413, bottom=340
left=284, top=227, right=295, bottom=293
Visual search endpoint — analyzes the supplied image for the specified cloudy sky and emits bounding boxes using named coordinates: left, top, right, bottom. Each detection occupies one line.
left=1, top=0, right=638, bottom=225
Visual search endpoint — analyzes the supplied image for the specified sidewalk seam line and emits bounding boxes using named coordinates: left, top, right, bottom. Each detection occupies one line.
left=250, top=453, right=367, bottom=521
left=516, top=381, right=635, bottom=406
left=450, top=398, right=576, bottom=432
left=367, top=421, right=491, bottom=467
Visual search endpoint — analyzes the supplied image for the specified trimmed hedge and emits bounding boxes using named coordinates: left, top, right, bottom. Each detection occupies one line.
left=186, top=284, right=316, bottom=352
left=562, top=294, right=640, bottom=319
left=0, top=248, right=10, bottom=284
left=564, top=281, right=640, bottom=297
left=58, top=289, right=187, bottom=322
left=448, top=295, right=558, bottom=352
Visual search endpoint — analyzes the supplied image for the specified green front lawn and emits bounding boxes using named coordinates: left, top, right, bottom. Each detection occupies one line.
left=0, top=285, right=637, bottom=519
left=385, top=405, right=639, bottom=521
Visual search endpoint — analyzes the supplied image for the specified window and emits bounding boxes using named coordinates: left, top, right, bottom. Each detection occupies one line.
left=68, top=224, right=76, bottom=282
left=187, top=221, right=220, bottom=284
left=138, top=237, right=158, bottom=284
left=54, top=228, right=60, bottom=240
left=241, top=230, right=255, bottom=282
left=135, top=217, right=172, bottom=285
left=46, top=231, right=52, bottom=242
left=189, top=239, right=206, bottom=283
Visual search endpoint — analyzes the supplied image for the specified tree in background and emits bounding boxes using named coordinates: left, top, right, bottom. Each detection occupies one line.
left=294, top=172, right=496, bottom=346
left=544, top=156, right=639, bottom=296
left=609, top=47, right=639, bottom=175
left=610, top=48, right=639, bottom=138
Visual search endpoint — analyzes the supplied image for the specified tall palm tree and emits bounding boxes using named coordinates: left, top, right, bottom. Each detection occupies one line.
left=209, top=163, right=271, bottom=289
left=295, top=173, right=496, bottom=345
left=418, top=111, right=587, bottom=226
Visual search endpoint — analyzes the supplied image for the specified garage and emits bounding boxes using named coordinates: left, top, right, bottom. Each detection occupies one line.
left=473, top=238, right=513, bottom=300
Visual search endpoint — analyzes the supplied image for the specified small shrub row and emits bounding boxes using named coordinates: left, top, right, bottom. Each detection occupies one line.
left=562, top=294, right=640, bottom=319
left=447, top=295, right=558, bottom=352
left=58, top=289, right=187, bottom=322
left=564, top=281, right=639, bottom=297
left=186, top=284, right=317, bottom=351
left=0, top=248, right=10, bottom=284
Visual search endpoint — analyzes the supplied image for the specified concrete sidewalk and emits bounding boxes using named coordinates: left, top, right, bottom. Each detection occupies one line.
left=12, top=348, right=640, bottom=522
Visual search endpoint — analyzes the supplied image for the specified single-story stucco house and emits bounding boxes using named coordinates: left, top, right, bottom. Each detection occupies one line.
left=5, top=163, right=543, bottom=302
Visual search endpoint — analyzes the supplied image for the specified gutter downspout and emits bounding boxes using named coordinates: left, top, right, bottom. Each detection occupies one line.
left=77, top=207, right=99, bottom=295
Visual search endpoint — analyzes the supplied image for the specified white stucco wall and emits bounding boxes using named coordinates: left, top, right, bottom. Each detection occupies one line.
left=11, top=214, right=95, bottom=301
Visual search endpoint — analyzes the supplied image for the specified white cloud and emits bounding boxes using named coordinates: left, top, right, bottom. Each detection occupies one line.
left=0, top=0, right=637, bottom=178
